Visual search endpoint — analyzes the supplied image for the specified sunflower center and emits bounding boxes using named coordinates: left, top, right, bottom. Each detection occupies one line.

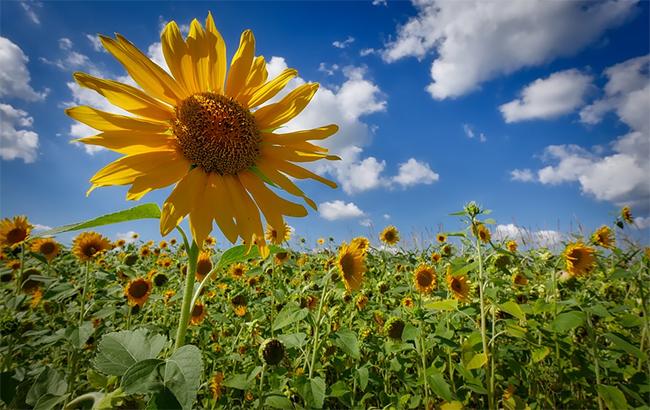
left=340, top=253, right=355, bottom=278
left=417, top=272, right=433, bottom=287
left=40, top=242, right=56, bottom=255
left=129, top=280, right=149, bottom=298
left=192, top=304, right=204, bottom=317
left=7, top=228, right=27, bottom=245
left=84, top=245, right=98, bottom=258
left=452, top=279, right=462, bottom=291
left=173, top=92, right=260, bottom=175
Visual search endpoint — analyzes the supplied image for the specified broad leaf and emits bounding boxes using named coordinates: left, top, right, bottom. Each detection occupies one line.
left=163, top=345, right=203, bottom=410
left=121, top=359, right=164, bottom=394
left=550, top=311, right=585, bottom=333
left=335, top=329, right=360, bottom=360
left=94, top=329, right=167, bottom=376
left=273, top=302, right=308, bottom=331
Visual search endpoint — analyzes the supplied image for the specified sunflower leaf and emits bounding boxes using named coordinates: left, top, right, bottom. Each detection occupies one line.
left=94, top=329, right=167, bottom=376
left=162, top=345, right=203, bottom=410
left=334, top=328, right=360, bottom=360
left=37, top=203, right=161, bottom=237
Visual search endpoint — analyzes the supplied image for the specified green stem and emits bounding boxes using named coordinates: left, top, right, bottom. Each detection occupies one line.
left=15, top=243, right=25, bottom=295
left=475, top=223, right=493, bottom=410
left=78, top=262, right=90, bottom=326
left=174, top=230, right=199, bottom=350
left=257, top=364, right=266, bottom=410
left=308, top=272, right=331, bottom=379
left=587, top=313, right=604, bottom=410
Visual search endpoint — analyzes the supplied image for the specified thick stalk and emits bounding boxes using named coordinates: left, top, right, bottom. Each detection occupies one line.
left=308, top=272, right=331, bottom=378
left=475, top=227, right=493, bottom=410
left=174, top=235, right=199, bottom=350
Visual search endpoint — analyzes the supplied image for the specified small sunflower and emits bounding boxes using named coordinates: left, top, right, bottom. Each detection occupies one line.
left=402, top=296, right=414, bottom=308
left=447, top=273, right=471, bottom=302
left=337, top=237, right=367, bottom=292
left=6, top=259, right=21, bottom=271
left=196, top=251, right=213, bottom=281
left=190, top=301, right=207, bottom=325
left=441, top=244, right=453, bottom=256
left=384, top=317, right=405, bottom=341
left=114, top=239, right=126, bottom=247
left=140, top=246, right=151, bottom=257
left=30, top=238, right=60, bottom=262
left=232, top=294, right=247, bottom=317
left=158, top=240, right=168, bottom=249
left=259, top=338, right=285, bottom=365
left=153, top=272, right=169, bottom=287
left=379, top=225, right=400, bottom=246
left=265, top=223, right=291, bottom=245
left=158, top=257, right=173, bottom=268
left=436, top=233, right=447, bottom=243
left=0, top=216, right=32, bottom=248
left=210, top=372, right=224, bottom=400
left=229, top=262, right=247, bottom=279
left=472, top=223, right=491, bottom=243
left=30, top=289, right=43, bottom=309
left=125, top=277, right=153, bottom=307
left=131, top=232, right=139, bottom=239
left=414, top=264, right=437, bottom=294
left=431, top=252, right=442, bottom=263
left=592, top=225, right=614, bottom=249
left=317, top=238, right=325, bottom=246
left=621, top=206, right=633, bottom=224
left=355, top=294, right=369, bottom=310
left=563, top=242, right=595, bottom=277
left=21, top=268, right=41, bottom=294
left=205, top=236, right=216, bottom=247
left=506, top=240, right=518, bottom=252
left=170, top=238, right=177, bottom=245
left=72, top=231, right=112, bottom=262
left=274, top=251, right=290, bottom=265
left=163, top=289, right=176, bottom=304
left=512, top=273, right=528, bottom=286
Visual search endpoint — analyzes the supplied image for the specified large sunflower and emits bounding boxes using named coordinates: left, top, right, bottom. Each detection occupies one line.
left=0, top=216, right=32, bottom=248
left=414, top=264, right=437, bottom=294
left=337, top=237, right=367, bottom=292
left=72, top=231, right=112, bottom=262
left=563, top=242, right=595, bottom=277
left=446, top=273, right=471, bottom=302
left=30, top=238, right=60, bottom=262
left=66, top=13, right=339, bottom=256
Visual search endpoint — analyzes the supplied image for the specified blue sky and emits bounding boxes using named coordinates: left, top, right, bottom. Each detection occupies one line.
left=1, top=0, right=648, bottom=247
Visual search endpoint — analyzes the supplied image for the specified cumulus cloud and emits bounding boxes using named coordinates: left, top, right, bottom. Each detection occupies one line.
left=500, top=69, right=593, bottom=122
left=392, top=158, right=439, bottom=187
left=382, top=0, right=636, bottom=99
left=0, top=36, right=47, bottom=101
left=360, top=48, right=377, bottom=57
left=86, top=34, right=106, bottom=53
left=493, top=224, right=564, bottom=247
left=318, top=62, right=339, bottom=76
left=359, top=218, right=373, bottom=227
left=0, top=103, right=39, bottom=163
left=319, top=200, right=366, bottom=221
left=33, top=224, right=52, bottom=232
left=332, top=36, right=355, bottom=49
left=40, top=37, right=100, bottom=74
left=510, top=168, right=535, bottom=182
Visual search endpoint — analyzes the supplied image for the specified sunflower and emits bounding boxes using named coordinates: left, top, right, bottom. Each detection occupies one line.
left=190, top=301, right=207, bottom=325
left=163, top=289, right=176, bottom=304
left=512, top=273, right=528, bottom=286
left=67, top=13, right=340, bottom=255
left=621, top=206, right=633, bottom=224
left=563, top=242, right=595, bottom=277
left=355, top=294, right=369, bottom=310
left=231, top=294, right=247, bottom=317
left=274, top=251, right=290, bottom=265
left=124, top=277, right=153, bottom=307
left=402, top=296, right=414, bottom=308
left=229, top=262, right=247, bottom=279
left=436, top=233, right=447, bottom=243
left=472, top=223, right=491, bottom=243
left=506, top=240, right=518, bottom=252
left=414, top=264, right=437, bottom=294
left=210, top=372, right=224, bottom=400
left=29, top=238, right=59, bottom=262
left=140, top=246, right=151, bottom=258
left=6, top=259, right=21, bottom=271
left=0, top=216, right=32, bottom=248
left=379, top=226, right=400, bottom=246
left=114, top=239, right=126, bottom=247
left=196, top=251, right=213, bottom=281
left=131, top=232, right=139, bottom=239
left=337, top=237, right=367, bottom=292
left=446, top=273, right=471, bottom=302
left=265, top=222, right=291, bottom=245
left=170, top=238, right=177, bottom=245
left=430, top=252, right=441, bottom=263
left=30, top=289, right=43, bottom=309
left=158, top=240, right=168, bottom=249
left=317, top=238, right=325, bottom=246
left=72, top=231, right=112, bottom=262
left=592, top=225, right=614, bottom=249
left=205, top=236, right=216, bottom=247
left=441, top=244, right=453, bottom=256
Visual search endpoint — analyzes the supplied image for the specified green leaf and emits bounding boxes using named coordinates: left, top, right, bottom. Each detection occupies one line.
left=452, top=261, right=479, bottom=277
left=277, top=332, right=306, bottom=349
left=272, top=302, right=308, bottom=331
left=121, top=359, right=164, bottom=394
left=465, top=352, right=487, bottom=370
left=597, top=385, right=628, bottom=410
left=217, top=244, right=285, bottom=269
left=265, top=395, right=293, bottom=409
left=334, top=329, right=360, bottom=360
left=310, top=377, right=326, bottom=409
left=32, top=393, right=69, bottom=410
left=531, top=347, right=550, bottom=363
left=425, top=299, right=458, bottom=311
left=94, top=329, right=167, bottom=376
left=402, top=323, right=420, bottom=342
left=499, top=301, right=526, bottom=321
left=38, top=203, right=161, bottom=236
left=146, top=388, right=182, bottom=410
left=222, top=374, right=249, bottom=390
left=0, top=372, right=19, bottom=405
left=483, top=218, right=496, bottom=225
left=604, top=333, right=647, bottom=360
left=329, top=381, right=350, bottom=398
left=356, top=366, right=369, bottom=390
left=163, top=345, right=203, bottom=410
left=550, top=311, right=586, bottom=333
left=428, top=372, right=452, bottom=402
left=64, top=321, right=94, bottom=349
left=26, top=368, right=67, bottom=406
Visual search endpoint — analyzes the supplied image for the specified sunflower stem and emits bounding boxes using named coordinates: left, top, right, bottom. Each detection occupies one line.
left=474, top=220, right=494, bottom=410
left=308, top=271, right=331, bottom=379
left=15, top=243, right=25, bottom=295
left=174, top=236, right=199, bottom=350
left=78, top=262, right=90, bottom=327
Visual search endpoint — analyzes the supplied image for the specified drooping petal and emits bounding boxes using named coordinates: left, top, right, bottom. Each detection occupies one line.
left=205, top=12, right=227, bottom=93
left=207, top=174, right=239, bottom=243
left=76, top=131, right=176, bottom=155
left=160, top=168, right=206, bottom=236
left=247, top=68, right=298, bottom=108
left=126, top=158, right=190, bottom=200
left=188, top=173, right=213, bottom=247
left=88, top=149, right=180, bottom=191
left=256, top=160, right=318, bottom=210
left=222, top=175, right=268, bottom=257
left=264, top=157, right=338, bottom=189
left=224, top=30, right=255, bottom=98
left=100, top=34, right=187, bottom=104
left=261, top=124, right=338, bottom=145
left=262, top=146, right=339, bottom=162
left=66, top=106, right=169, bottom=133
left=254, top=83, right=319, bottom=130
left=161, top=21, right=199, bottom=94
left=236, top=55, right=268, bottom=106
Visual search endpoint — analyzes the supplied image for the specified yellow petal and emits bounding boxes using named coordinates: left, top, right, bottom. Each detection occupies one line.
left=161, top=21, right=199, bottom=94
left=225, top=30, right=255, bottom=98
left=73, top=72, right=173, bottom=121
left=205, top=12, right=227, bottom=93
left=89, top=149, right=180, bottom=189
left=254, top=83, right=319, bottom=130
left=160, top=168, right=205, bottom=236
left=265, top=157, right=337, bottom=189
left=256, top=160, right=318, bottom=210
left=247, top=68, right=297, bottom=108
left=207, top=174, right=239, bottom=244
left=100, top=34, right=186, bottom=104
left=222, top=175, right=266, bottom=256
left=66, top=106, right=169, bottom=133
left=186, top=18, right=210, bottom=91
left=76, top=131, right=176, bottom=155
left=261, top=124, right=338, bottom=145
left=126, top=158, right=190, bottom=200
left=263, top=146, right=336, bottom=162
left=236, top=56, right=267, bottom=106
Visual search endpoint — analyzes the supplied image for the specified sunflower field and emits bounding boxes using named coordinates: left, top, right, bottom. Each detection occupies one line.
left=1, top=202, right=649, bottom=410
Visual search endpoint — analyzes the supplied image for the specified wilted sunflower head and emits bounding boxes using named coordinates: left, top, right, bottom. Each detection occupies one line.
left=259, top=338, right=285, bottom=366
left=72, top=231, right=112, bottom=262
left=190, top=302, right=207, bottom=325
left=337, top=240, right=367, bottom=292
left=30, top=238, right=60, bottom=262
left=0, top=216, right=32, bottom=248
left=384, top=317, right=405, bottom=341
left=446, top=273, right=471, bottom=302
left=229, top=262, right=247, bottom=279
left=592, top=225, right=614, bottom=249
left=414, top=264, right=437, bottom=294
left=506, top=240, right=518, bottom=252
left=124, top=277, right=152, bottom=307
left=67, top=13, right=340, bottom=255
left=210, top=372, right=224, bottom=400
left=196, top=251, right=213, bottom=281
left=355, top=294, right=369, bottom=311
left=441, top=244, right=453, bottom=256
left=380, top=226, right=400, bottom=246
left=621, top=206, right=633, bottom=224
left=21, top=268, right=41, bottom=294
left=153, top=272, right=169, bottom=287
left=436, top=233, right=447, bottom=243
left=563, top=242, right=595, bottom=277
left=265, top=223, right=291, bottom=245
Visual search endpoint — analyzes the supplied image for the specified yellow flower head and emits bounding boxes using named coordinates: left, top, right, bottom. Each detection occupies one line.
left=472, top=223, right=491, bottom=243
left=66, top=13, right=340, bottom=256
left=512, top=273, right=529, bottom=286
left=337, top=238, right=367, bottom=292
left=430, top=252, right=442, bottom=263
left=30, top=289, right=43, bottom=309
left=436, top=233, right=447, bottom=243
left=124, top=277, right=153, bottom=307
left=563, top=242, right=595, bottom=277
left=621, top=206, right=633, bottom=224
left=210, top=372, right=224, bottom=400
left=114, top=239, right=126, bottom=247
left=196, top=250, right=213, bottom=281
left=229, top=262, right=247, bottom=279
left=414, top=264, right=437, bottom=294
left=190, top=301, right=208, bottom=325
left=158, top=240, right=168, bottom=249
left=265, top=222, right=291, bottom=245
left=592, top=225, right=615, bottom=249
left=355, top=294, right=369, bottom=311
left=0, top=216, right=32, bottom=248
left=72, top=231, right=112, bottom=262
left=30, top=238, right=60, bottom=262
left=506, top=240, right=518, bottom=252
left=446, top=272, right=471, bottom=302
left=204, top=236, right=216, bottom=247
left=317, top=238, right=325, bottom=246
left=140, top=246, right=151, bottom=258
left=274, top=251, right=290, bottom=265
left=379, top=225, right=400, bottom=246
left=402, top=296, right=414, bottom=308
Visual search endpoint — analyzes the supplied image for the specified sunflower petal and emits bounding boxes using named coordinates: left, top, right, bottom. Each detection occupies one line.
left=89, top=150, right=180, bottom=190
left=261, top=124, right=338, bottom=145
left=254, top=83, right=319, bottom=130
left=256, top=160, right=318, bottom=210
left=207, top=174, right=239, bottom=244
left=225, top=30, right=255, bottom=98
left=161, top=21, right=199, bottom=94
left=205, top=12, right=227, bottom=93
left=186, top=18, right=210, bottom=91
left=160, top=168, right=205, bottom=236
left=126, top=158, right=190, bottom=200
left=76, top=131, right=176, bottom=155
left=222, top=175, right=267, bottom=257
left=247, top=68, right=298, bottom=108
left=266, top=157, right=338, bottom=189
left=236, top=55, right=267, bottom=106
left=66, top=106, right=169, bottom=133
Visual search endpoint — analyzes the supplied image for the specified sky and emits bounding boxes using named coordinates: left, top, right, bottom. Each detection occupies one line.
left=1, top=0, right=649, bottom=248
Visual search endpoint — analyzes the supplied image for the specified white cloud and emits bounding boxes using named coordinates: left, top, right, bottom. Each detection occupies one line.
left=462, top=123, right=487, bottom=142
left=500, top=69, right=593, bottom=122
left=0, top=103, right=39, bottom=163
left=20, top=1, right=41, bottom=24
left=372, top=0, right=388, bottom=6
left=392, top=158, right=439, bottom=187
left=493, top=224, right=564, bottom=247
left=319, top=200, right=365, bottom=221
left=86, top=34, right=106, bottom=53
left=382, top=0, right=636, bottom=100
left=332, top=36, right=355, bottom=49
left=116, top=231, right=138, bottom=244
left=359, top=218, right=373, bottom=227
left=360, top=48, right=377, bottom=57
left=510, top=168, right=535, bottom=182
left=383, top=214, right=391, bottom=220
left=40, top=37, right=101, bottom=75
left=318, top=62, right=339, bottom=76
left=33, top=224, right=52, bottom=232
left=635, top=216, right=650, bottom=229
left=0, top=36, right=47, bottom=101
left=147, top=42, right=168, bottom=72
